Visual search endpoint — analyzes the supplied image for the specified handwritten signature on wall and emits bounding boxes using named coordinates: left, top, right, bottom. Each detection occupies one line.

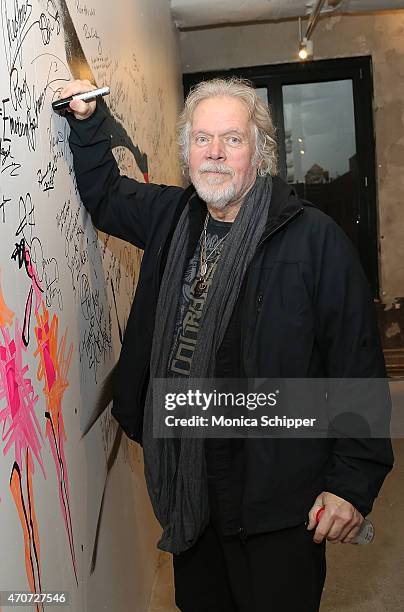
left=1, top=0, right=152, bottom=599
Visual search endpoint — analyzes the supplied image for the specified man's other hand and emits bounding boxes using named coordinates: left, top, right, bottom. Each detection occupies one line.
left=58, top=79, right=97, bottom=120
left=307, top=491, right=364, bottom=544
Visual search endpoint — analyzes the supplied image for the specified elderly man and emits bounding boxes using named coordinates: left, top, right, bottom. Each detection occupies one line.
left=61, top=77, right=393, bottom=612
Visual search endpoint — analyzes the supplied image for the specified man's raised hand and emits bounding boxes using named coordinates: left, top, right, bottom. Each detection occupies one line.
left=58, top=79, right=97, bottom=120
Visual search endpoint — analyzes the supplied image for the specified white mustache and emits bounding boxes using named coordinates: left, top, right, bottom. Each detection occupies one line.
left=198, top=163, right=234, bottom=176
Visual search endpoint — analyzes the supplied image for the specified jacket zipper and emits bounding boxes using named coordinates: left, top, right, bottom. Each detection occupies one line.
left=241, top=206, right=305, bottom=354
left=238, top=526, right=247, bottom=544
left=237, top=207, right=306, bottom=538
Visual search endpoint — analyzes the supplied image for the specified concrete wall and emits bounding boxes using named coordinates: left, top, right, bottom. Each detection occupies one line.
left=179, top=11, right=404, bottom=317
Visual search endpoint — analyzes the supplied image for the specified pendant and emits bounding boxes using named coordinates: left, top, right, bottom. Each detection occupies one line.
left=194, top=278, right=207, bottom=298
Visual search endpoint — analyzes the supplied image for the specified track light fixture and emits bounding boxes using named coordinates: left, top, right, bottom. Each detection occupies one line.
left=298, top=0, right=327, bottom=61
left=298, top=37, right=314, bottom=60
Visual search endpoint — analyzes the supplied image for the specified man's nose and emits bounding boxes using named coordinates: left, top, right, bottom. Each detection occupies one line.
left=207, top=136, right=225, bottom=160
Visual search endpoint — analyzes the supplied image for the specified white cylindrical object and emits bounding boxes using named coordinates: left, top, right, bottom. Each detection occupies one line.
left=351, top=519, right=375, bottom=545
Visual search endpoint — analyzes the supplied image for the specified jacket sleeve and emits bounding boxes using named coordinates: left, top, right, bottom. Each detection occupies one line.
left=67, top=105, right=183, bottom=249
left=312, top=214, right=394, bottom=516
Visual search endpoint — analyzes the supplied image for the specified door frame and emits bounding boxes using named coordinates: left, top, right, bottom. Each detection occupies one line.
left=183, top=56, right=379, bottom=297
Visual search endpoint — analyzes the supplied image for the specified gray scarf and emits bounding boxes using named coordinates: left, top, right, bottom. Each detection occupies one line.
left=142, top=174, right=273, bottom=554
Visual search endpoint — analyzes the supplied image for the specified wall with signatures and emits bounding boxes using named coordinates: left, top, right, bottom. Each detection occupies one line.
left=0, top=0, right=183, bottom=610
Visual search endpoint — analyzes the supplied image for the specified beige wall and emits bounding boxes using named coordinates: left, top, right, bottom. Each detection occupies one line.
left=180, top=11, right=404, bottom=304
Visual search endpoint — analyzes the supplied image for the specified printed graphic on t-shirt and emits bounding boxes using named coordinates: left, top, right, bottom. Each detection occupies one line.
left=168, top=218, right=231, bottom=377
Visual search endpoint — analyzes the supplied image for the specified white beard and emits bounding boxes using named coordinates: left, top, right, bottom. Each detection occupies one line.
left=190, top=162, right=237, bottom=209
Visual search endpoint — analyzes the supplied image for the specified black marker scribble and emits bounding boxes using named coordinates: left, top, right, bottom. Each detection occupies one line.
left=82, top=23, right=101, bottom=55
left=79, top=273, right=112, bottom=383
left=75, top=0, right=96, bottom=18
left=10, top=458, right=44, bottom=612
left=54, top=0, right=149, bottom=180
left=0, top=121, right=22, bottom=175
left=44, top=411, right=78, bottom=586
left=11, top=194, right=63, bottom=345
left=1, top=1, right=68, bottom=158
left=11, top=235, right=43, bottom=346
left=0, top=195, right=12, bottom=222
left=1, top=0, right=62, bottom=73
left=110, top=280, right=123, bottom=345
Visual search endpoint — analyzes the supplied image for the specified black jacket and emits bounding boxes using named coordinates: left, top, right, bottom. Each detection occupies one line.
left=67, top=107, right=393, bottom=537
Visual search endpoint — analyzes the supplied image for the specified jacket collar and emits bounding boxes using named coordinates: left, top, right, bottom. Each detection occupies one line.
left=184, top=175, right=304, bottom=251
left=258, top=176, right=304, bottom=245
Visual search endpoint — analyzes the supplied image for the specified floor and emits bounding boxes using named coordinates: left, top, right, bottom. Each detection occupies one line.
left=148, top=552, right=179, bottom=612
left=148, top=380, right=404, bottom=612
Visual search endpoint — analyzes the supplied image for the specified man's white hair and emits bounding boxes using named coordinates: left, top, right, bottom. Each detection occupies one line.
left=177, top=77, right=278, bottom=177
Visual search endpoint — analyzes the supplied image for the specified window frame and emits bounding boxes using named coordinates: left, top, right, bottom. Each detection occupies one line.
left=183, top=56, right=379, bottom=297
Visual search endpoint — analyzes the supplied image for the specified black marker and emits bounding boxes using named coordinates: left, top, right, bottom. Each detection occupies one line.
left=52, top=86, right=110, bottom=112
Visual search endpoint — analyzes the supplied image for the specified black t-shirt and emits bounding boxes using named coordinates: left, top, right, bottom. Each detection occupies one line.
left=168, top=215, right=232, bottom=377
left=168, top=215, right=244, bottom=535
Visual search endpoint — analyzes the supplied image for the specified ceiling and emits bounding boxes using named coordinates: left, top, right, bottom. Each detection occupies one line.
left=170, top=0, right=404, bottom=29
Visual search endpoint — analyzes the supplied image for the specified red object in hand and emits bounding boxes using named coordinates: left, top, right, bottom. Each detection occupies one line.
left=314, top=505, right=374, bottom=544
left=316, top=507, right=325, bottom=523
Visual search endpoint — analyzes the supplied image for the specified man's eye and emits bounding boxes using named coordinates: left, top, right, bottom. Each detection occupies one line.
left=227, top=136, right=242, bottom=145
left=195, top=136, right=209, bottom=145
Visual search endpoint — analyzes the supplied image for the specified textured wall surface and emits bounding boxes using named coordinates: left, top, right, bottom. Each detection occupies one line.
left=180, top=11, right=404, bottom=307
left=0, top=0, right=182, bottom=609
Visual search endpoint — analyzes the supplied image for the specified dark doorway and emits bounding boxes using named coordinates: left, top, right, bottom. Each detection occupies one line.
left=183, top=57, right=379, bottom=297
